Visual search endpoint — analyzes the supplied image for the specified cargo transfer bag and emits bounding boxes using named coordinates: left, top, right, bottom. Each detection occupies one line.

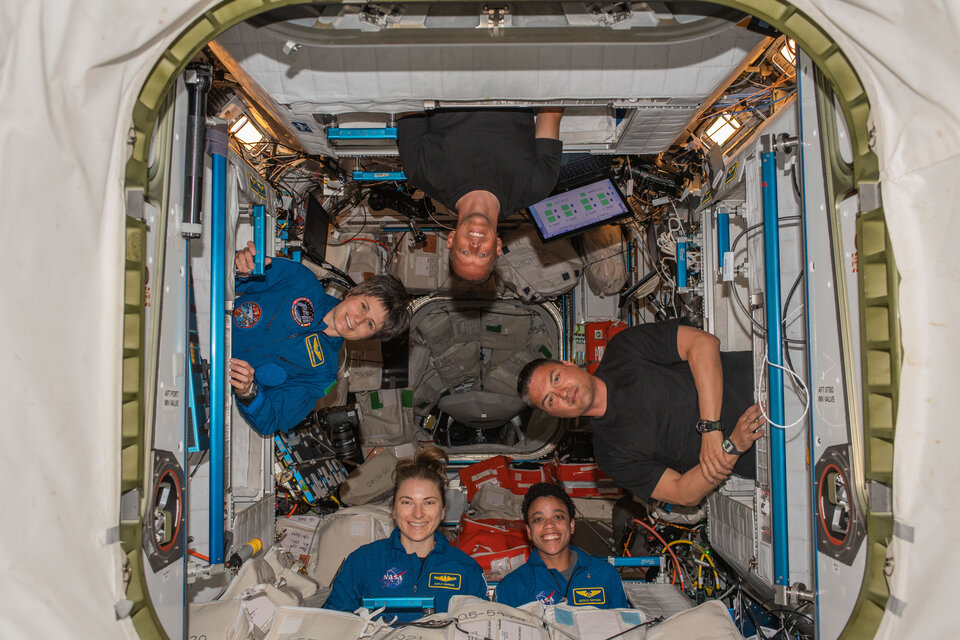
left=456, top=516, right=531, bottom=577
left=357, top=389, right=415, bottom=447
left=405, top=596, right=549, bottom=640
left=387, top=231, right=450, bottom=294
left=265, top=606, right=389, bottom=640
left=496, top=228, right=582, bottom=302
left=276, top=506, right=395, bottom=587
left=469, top=481, right=524, bottom=520
left=582, top=224, right=628, bottom=296
left=188, top=599, right=256, bottom=640
left=339, top=449, right=399, bottom=506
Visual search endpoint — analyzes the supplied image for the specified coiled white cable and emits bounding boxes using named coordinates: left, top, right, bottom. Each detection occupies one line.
left=754, top=342, right=811, bottom=430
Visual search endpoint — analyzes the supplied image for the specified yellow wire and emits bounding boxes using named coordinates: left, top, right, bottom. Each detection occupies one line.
left=665, top=540, right=698, bottom=589
left=665, top=540, right=720, bottom=592
left=699, top=552, right=720, bottom=592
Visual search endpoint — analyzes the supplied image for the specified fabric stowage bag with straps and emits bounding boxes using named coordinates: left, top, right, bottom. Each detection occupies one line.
left=495, top=228, right=582, bottom=302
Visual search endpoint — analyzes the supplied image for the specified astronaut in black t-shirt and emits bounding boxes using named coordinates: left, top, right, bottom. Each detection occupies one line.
left=397, top=108, right=563, bottom=283
left=516, top=320, right=766, bottom=506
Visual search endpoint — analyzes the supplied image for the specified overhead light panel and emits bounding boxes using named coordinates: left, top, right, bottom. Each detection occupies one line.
left=229, top=115, right=265, bottom=146
left=780, top=38, right=796, bottom=65
left=771, top=37, right=797, bottom=74
left=704, top=114, right=741, bottom=148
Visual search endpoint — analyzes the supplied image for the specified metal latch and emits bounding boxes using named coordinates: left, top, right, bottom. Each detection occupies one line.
left=590, top=2, right=632, bottom=26
left=482, top=5, right=509, bottom=30
left=359, top=4, right=404, bottom=30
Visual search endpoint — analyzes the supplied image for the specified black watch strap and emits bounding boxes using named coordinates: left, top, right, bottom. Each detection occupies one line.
left=237, top=383, right=258, bottom=406
left=696, top=418, right=724, bottom=434
left=722, top=438, right=745, bottom=455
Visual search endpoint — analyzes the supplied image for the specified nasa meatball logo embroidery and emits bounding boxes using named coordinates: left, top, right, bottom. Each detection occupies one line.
left=291, top=297, right=314, bottom=327
left=233, top=301, right=261, bottom=328
left=380, top=567, right=406, bottom=589
left=535, top=589, right=558, bottom=605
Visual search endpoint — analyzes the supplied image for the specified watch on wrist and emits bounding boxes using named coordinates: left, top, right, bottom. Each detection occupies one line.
left=722, top=438, right=745, bottom=455
left=696, top=418, right=724, bottom=434
left=237, top=383, right=258, bottom=406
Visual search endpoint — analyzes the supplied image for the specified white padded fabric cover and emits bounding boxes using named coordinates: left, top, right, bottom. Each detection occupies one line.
left=308, top=505, right=395, bottom=587
left=188, top=599, right=256, bottom=640
left=647, top=600, right=743, bottom=640
left=266, top=606, right=389, bottom=640
left=582, top=225, right=629, bottom=296
left=496, top=228, right=582, bottom=302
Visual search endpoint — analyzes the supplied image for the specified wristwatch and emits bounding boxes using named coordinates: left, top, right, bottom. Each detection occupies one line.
left=695, top=419, right=724, bottom=434
left=722, top=438, right=745, bottom=455
left=237, top=383, right=258, bottom=406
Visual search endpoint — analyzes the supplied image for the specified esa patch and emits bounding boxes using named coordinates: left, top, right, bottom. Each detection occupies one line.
left=427, top=573, right=462, bottom=590
left=571, top=587, right=605, bottom=606
left=535, top=589, right=559, bottom=605
left=380, top=567, right=406, bottom=589
left=291, top=297, right=315, bottom=327
left=233, top=301, right=261, bottom=328
left=305, top=334, right=324, bottom=367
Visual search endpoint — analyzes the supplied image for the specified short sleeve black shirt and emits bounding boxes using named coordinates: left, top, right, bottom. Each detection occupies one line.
left=584, top=320, right=755, bottom=503
left=397, top=110, right=562, bottom=219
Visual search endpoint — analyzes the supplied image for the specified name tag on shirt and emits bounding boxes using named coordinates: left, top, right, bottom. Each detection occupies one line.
left=571, top=587, right=606, bottom=605
left=428, top=573, right=462, bottom=590
left=305, top=334, right=325, bottom=367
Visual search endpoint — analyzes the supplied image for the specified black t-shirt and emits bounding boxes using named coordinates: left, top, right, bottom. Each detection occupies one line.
left=585, top=320, right=756, bottom=503
left=397, top=110, right=562, bottom=218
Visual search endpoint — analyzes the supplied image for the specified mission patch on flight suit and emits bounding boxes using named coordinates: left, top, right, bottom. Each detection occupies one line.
left=291, top=296, right=314, bottom=327
left=233, top=301, right=261, bottom=328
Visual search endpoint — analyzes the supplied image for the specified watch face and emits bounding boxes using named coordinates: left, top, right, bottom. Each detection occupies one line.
left=722, top=439, right=739, bottom=455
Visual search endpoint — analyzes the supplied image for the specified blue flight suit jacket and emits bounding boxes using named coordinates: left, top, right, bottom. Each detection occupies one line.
left=324, top=529, right=488, bottom=622
left=232, top=257, right=343, bottom=435
left=495, top=545, right=629, bottom=609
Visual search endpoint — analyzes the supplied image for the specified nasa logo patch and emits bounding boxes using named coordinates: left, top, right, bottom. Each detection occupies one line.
left=380, top=567, right=406, bottom=589
left=233, top=301, right=262, bottom=328
left=291, top=297, right=315, bottom=327
left=535, top=589, right=558, bottom=605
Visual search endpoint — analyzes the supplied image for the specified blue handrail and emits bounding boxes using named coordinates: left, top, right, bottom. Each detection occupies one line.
left=352, top=170, right=407, bottom=181
left=207, top=124, right=229, bottom=564
left=608, top=555, right=663, bottom=568
left=717, top=209, right=730, bottom=274
left=761, top=145, right=789, bottom=587
left=362, top=596, right=435, bottom=612
left=253, top=204, right=266, bottom=277
left=677, top=238, right=688, bottom=290
left=328, top=127, right=398, bottom=140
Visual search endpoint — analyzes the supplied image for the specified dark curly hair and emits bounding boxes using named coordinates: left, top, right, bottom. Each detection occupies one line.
left=521, top=482, right=576, bottom=524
